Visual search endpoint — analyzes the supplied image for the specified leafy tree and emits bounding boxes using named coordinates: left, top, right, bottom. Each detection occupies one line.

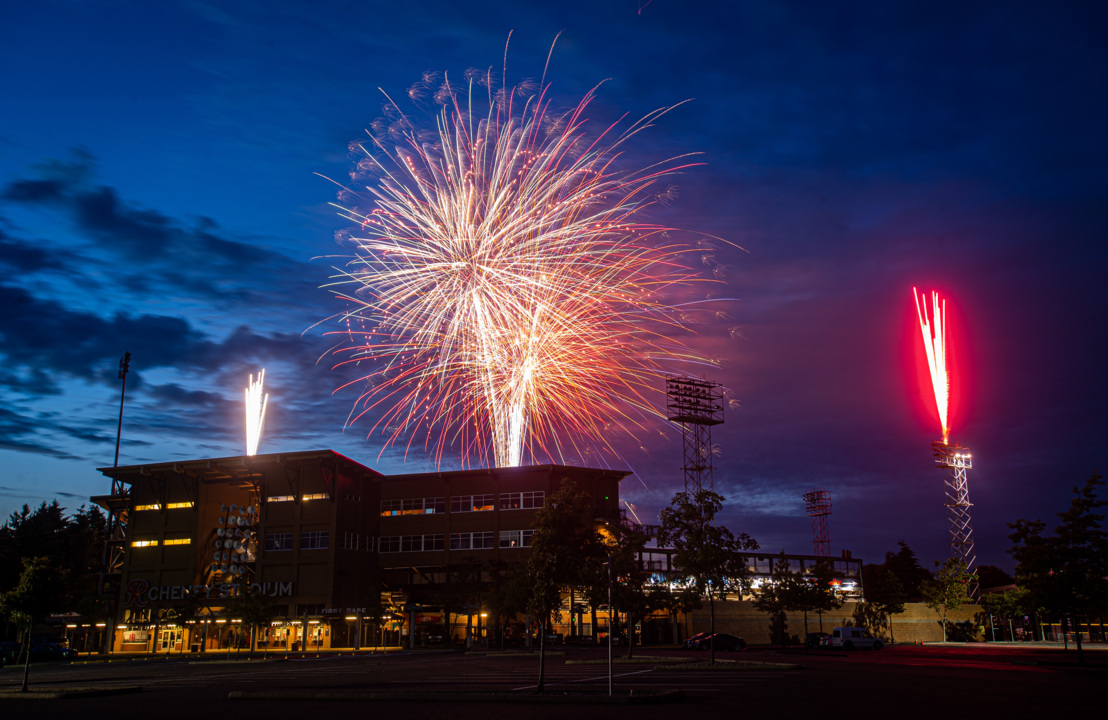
left=0, top=502, right=108, bottom=625
left=162, top=595, right=199, bottom=656
left=659, top=489, right=758, bottom=664
left=223, top=588, right=275, bottom=653
left=606, top=521, right=654, bottom=658
left=883, top=541, right=931, bottom=601
left=865, top=565, right=907, bottom=642
left=980, top=586, right=1029, bottom=641
left=752, top=553, right=803, bottom=648
left=791, top=560, right=843, bottom=647
left=526, top=480, right=605, bottom=691
left=1008, top=472, right=1108, bottom=664
left=0, top=557, right=68, bottom=692
left=429, top=557, right=484, bottom=643
left=921, top=557, right=974, bottom=642
left=975, top=564, right=1015, bottom=591
left=483, top=559, right=528, bottom=649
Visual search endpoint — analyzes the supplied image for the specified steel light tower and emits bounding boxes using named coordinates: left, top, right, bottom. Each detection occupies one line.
left=665, top=376, right=724, bottom=493
left=914, top=288, right=979, bottom=600
left=932, top=441, right=978, bottom=598
left=803, top=489, right=832, bottom=557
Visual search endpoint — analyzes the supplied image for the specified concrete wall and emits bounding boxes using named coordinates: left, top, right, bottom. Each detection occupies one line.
left=682, top=600, right=983, bottom=645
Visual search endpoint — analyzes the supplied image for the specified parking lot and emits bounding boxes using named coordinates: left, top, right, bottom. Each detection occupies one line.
left=1, top=643, right=1104, bottom=719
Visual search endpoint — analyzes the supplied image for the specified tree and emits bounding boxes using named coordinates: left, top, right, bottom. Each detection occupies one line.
left=882, top=541, right=931, bottom=601
left=980, top=586, right=1029, bottom=641
left=606, top=521, right=653, bottom=658
left=751, top=553, right=803, bottom=648
left=658, top=489, right=758, bottom=664
left=526, top=480, right=606, bottom=692
left=0, top=556, right=68, bottom=692
left=865, top=565, right=907, bottom=643
left=429, top=557, right=484, bottom=644
left=921, top=557, right=974, bottom=642
left=1008, top=472, right=1108, bottom=664
left=975, top=564, right=1015, bottom=591
left=222, top=588, right=274, bottom=654
left=791, top=559, right=843, bottom=647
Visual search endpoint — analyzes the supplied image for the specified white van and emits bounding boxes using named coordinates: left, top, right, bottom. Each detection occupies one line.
left=831, top=626, right=883, bottom=650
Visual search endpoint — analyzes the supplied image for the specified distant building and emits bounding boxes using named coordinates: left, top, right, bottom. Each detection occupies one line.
left=92, top=449, right=865, bottom=652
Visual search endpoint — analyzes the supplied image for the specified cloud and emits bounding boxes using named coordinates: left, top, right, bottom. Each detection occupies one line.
left=0, top=154, right=333, bottom=317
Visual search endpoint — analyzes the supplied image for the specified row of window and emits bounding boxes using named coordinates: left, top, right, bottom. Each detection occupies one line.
left=264, top=531, right=329, bottom=551
left=267, top=493, right=328, bottom=503
left=133, top=502, right=195, bottom=512
left=381, top=491, right=544, bottom=517
left=378, top=529, right=534, bottom=552
left=380, top=497, right=445, bottom=516
left=130, top=538, right=191, bottom=548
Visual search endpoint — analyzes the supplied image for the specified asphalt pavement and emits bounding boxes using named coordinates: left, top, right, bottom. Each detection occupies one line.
left=1, top=643, right=1103, bottom=719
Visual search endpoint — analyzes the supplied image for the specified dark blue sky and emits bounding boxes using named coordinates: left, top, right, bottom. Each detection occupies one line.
left=1, top=0, right=1104, bottom=571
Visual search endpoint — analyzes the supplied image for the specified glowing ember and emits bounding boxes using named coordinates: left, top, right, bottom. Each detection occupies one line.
left=245, top=369, right=268, bottom=456
left=325, top=59, right=727, bottom=468
left=913, top=288, right=949, bottom=443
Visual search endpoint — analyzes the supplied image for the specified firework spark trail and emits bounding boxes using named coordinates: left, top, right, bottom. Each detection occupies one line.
left=324, top=66, right=731, bottom=468
left=245, top=369, right=268, bottom=456
left=913, top=288, right=949, bottom=443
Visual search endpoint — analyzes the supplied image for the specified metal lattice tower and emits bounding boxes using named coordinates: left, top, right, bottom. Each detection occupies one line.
left=932, top=441, right=979, bottom=599
left=665, top=376, right=724, bottom=493
left=803, top=489, right=832, bottom=557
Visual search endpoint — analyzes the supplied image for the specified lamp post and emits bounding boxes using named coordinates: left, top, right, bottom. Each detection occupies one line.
left=606, top=552, right=613, bottom=696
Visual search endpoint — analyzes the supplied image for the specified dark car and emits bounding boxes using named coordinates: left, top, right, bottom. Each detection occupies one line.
left=693, top=633, right=747, bottom=651
left=682, top=632, right=712, bottom=650
left=28, top=644, right=77, bottom=662
left=806, top=632, right=831, bottom=649
left=0, top=641, right=21, bottom=666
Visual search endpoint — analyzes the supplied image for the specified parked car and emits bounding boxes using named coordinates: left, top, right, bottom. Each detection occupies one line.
left=830, top=626, right=883, bottom=650
left=806, top=632, right=831, bottom=649
left=682, top=632, right=711, bottom=649
left=692, top=633, right=747, bottom=651
left=0, top=641, right=21, bottom=666
left=28, top=643, right=77, bottom=662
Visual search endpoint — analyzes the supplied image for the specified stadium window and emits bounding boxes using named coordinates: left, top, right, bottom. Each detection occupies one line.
left=301, top=531, right=329, bottom=550
left=265, top=532, right=293, bottom=551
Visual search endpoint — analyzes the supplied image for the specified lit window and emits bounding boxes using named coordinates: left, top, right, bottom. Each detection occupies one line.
left=134, top=504, right=161, bottom=511
left=131, top=540, right=159, bottom=548
left=498, top=529, right=535, bottom=548
left=163, top=538, right=191, bottom=546
left=268, top=495, right=294, bottom=503
left=302, top=493, right=328, bottom=501
left=166, top=502, right=194, bottom=509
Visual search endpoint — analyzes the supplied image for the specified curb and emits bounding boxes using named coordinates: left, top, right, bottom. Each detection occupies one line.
left=0, top=686, right=142, bottom=701
left=653, top=660, right=801, bottom=671
left=228, top=689, right=684, bottom=704
left=566, top=656, right=693, bottom=666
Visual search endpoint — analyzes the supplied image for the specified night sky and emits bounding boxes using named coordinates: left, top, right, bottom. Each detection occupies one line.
left=1, top=1, right=1104, bottom=573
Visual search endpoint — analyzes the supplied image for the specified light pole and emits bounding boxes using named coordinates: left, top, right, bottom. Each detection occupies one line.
left=114, top=351, right=130, bottom=467
left=606, top=552, right=613, bottom=696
